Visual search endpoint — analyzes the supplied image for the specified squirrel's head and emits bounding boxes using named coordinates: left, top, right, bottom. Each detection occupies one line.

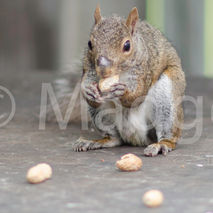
left=87, top=5, right=139, bottom=79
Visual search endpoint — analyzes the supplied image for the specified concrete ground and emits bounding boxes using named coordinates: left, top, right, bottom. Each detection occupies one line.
left=0, top=70, right=213, bottom=213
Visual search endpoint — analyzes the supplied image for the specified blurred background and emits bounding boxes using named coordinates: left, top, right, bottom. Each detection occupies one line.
left=0, top=0, right=212, bottom=77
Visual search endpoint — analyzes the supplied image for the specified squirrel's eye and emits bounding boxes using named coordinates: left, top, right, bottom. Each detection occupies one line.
left=123, top=40, right=131, bottom=52
left=88, top=40, right=92, bottom=50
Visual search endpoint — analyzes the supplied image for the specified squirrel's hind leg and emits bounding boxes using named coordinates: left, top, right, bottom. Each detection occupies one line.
left=144, top=66, right=185, bottom=157
left=72, top=136, right=122, bottom=152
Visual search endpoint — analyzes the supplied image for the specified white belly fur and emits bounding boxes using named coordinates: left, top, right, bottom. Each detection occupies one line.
left=116, top=74, right=173, bottom=146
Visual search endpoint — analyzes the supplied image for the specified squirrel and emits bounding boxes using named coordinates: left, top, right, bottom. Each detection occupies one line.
left=72, top=6, right=186, bottom=157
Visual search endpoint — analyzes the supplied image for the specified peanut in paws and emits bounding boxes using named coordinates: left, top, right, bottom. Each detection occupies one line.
left=116, top=153, right=142, bottom=172
left=98, top=75, right=119, bottom=92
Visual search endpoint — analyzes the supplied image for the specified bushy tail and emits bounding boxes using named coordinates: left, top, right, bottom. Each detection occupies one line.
left=42, top=62, right=89, bottom=124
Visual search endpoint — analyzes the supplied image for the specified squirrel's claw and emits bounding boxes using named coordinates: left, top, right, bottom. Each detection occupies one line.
left=72, top=137, right=103, bottom=152
left=144, top=143, right=172, bottom=157
left=103, top=83, right=126, bottom=100
left=72, top=136, right=121, bottom=152
left=83, top=84, right=103, bottom=103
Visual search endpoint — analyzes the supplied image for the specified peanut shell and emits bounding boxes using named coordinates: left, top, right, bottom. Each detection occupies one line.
left=116, top=153, right=142, bottom=172
left=27, top=163, right=52, bottom=184
left=98, top=75, right=119, bottom=92
left=142, top=190, right=164, bottom=208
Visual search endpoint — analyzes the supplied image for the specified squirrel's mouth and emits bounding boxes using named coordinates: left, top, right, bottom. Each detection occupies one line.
left=96, top=65, right=120, bottom=79
left=97, top=67, right=114, bottom=79
left=95, top=56, right=117, bottom=78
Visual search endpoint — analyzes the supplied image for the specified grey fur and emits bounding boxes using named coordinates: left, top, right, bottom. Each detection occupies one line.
left=90, top=74, right=174, bottom=147
left=74, top=8, right=186, bottom=155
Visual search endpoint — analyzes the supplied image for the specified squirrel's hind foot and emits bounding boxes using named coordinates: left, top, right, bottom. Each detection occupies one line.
left=144, top=140, right=174, bottom=157
left=72, top=136, right=121, bottom=152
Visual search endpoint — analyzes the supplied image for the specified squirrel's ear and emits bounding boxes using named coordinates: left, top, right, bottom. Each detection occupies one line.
left=94, top=4, right=102, bottom=25
left=126, top=7, right=139, bottom=34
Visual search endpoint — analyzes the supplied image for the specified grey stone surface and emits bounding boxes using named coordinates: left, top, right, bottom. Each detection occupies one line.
left=0, top=70, right=213, bottom=213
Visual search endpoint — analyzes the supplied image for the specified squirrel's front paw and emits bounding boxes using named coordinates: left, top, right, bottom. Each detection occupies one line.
left=103, top=83, right=126, bottom=100
left=82, top=83, right=103, bottom=103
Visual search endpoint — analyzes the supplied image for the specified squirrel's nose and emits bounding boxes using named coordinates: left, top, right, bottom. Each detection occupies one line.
left=97, top=56, right=112, bottom=67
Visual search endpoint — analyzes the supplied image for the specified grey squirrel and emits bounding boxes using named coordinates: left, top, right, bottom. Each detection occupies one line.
left=72, top=6, right=186, bottom=156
